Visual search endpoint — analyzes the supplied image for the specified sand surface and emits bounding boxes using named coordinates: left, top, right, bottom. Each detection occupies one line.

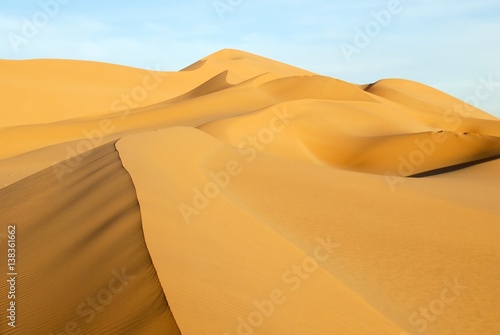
left=1, top=49, right=499, bottom=334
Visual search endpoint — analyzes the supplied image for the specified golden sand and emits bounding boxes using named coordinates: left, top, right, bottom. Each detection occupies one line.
left=1, top=49, right=499, bottom=334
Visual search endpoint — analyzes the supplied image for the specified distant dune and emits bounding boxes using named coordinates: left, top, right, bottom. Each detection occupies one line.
left=1, top=49, right=499, bottom=334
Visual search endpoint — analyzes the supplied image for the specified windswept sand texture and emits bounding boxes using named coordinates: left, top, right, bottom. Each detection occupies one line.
left=1, top=49, right=499, bottom=334
left=0, top=143, right=180, bottom=335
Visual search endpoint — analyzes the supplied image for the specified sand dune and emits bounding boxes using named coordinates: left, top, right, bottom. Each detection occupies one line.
left=1, top=49, right=499, bottom=334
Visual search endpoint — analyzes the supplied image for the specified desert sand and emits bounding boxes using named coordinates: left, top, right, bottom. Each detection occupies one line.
left=1, top=49, right=499, bottom=334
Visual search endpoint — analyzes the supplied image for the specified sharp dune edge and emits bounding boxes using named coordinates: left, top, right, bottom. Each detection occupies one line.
left=0, top=49, right=499, bottom=334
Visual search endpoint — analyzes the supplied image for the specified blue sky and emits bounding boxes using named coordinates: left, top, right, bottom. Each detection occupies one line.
left=1, top=0, right=499, bottom=116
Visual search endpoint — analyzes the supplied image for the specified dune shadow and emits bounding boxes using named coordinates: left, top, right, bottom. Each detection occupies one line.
left=409, top=156, right=500, bottom=178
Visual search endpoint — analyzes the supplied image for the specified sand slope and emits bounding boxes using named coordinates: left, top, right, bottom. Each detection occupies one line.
left=117, top=127, right=500, bottom=335
left=0, top=143, right=180, bottom=335
left=117, top=128, right=406, bottom=335
left=1, top=49, right=499, bottom=334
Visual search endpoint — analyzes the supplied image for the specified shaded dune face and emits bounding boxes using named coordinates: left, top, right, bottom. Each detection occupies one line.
left=0, top=143, right=180, bottom=335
